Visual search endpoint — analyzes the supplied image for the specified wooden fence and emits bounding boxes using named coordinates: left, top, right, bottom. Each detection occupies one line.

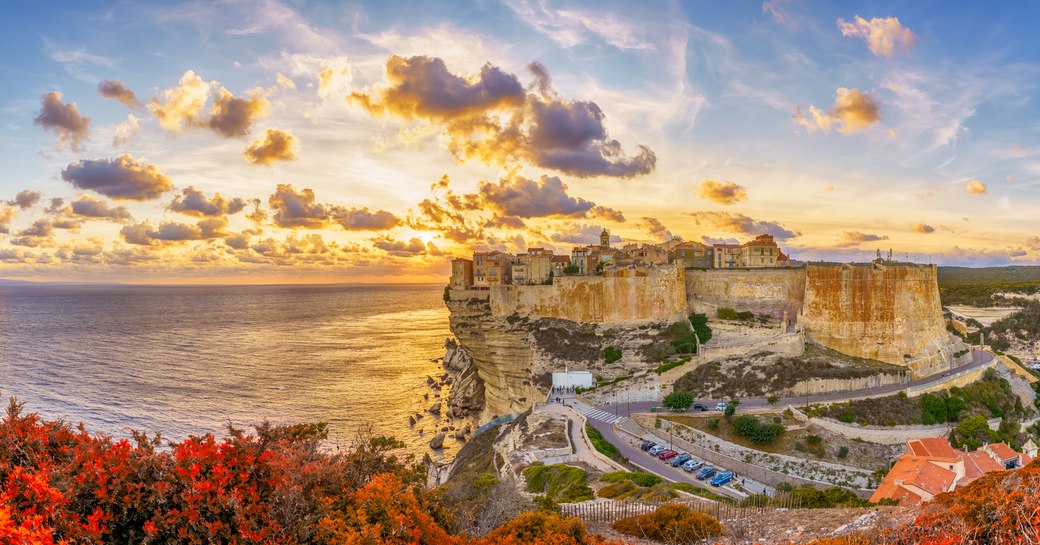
left=559, top=494, right=808, bottom=526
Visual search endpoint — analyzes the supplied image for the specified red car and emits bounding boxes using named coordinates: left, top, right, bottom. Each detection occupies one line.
left=658, top=450, right=678, bottom=460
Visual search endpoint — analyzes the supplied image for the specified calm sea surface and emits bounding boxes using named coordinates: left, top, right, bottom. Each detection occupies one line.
left=0, top=283, right=460, bottom=460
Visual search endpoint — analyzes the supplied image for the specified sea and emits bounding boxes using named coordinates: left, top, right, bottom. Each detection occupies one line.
left=0, top=283, right=462, bottom=460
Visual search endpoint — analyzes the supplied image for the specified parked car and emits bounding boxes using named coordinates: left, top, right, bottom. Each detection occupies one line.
left=640, top=441, right=656, bottom=451
left=692, top=403, right=709, bottom=412
left=671, top=453, right=692, bottom=467
left=696, top=466, right=717, bottom=481
left=710, top=471, right=734, bottom=487
left=659, top=450, right=678, bottom=461
left=648, top=445, right=666, bottom=456
left=682, top=459, right=703, bottom=472
left=715, top=402, right=728, bottom=411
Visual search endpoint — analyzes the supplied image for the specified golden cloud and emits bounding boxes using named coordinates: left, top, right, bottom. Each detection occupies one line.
left=964, top=179, right=987, bottom=195
left=148, top=70, right=213, bottom=131
left=0, top=205, right=16, bottom=234
left=208, top=88, right=270, bottom=138
left=688, top=211, right=800, bottom=239
left=794, top=88, right=879, bottom=134
left=34, top=91, right=91, bottom=151
left=8, top=190, right=42, bottom=210
left=911, top=223, right=935, bottom=234
left=61, top=154, right=173, bottom=201
left=268, top=184, right=327, bottom=229
left=837, top=230, right=889, bottom=247
left=65, top=195, right=133, bottom=223
left=317, top=57, right=350, bottom=99
left=697, top=179, right=748, bottom=205
left=167, top=186, right=247, bottom=217
left=244, top=128, right=298, bottom=165
left=98, top=80, right=142, bottom=109
left=837, top=16, right=915, bottom=57
left=638, top=217, right=672, bottom=241
left=353, top=56, right=655, bottom=178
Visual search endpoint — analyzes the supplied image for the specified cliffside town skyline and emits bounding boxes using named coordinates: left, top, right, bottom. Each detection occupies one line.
left=450, top=230, right=791, bottom=290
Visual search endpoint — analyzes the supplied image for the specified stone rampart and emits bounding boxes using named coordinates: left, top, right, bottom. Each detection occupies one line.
left=490, top=265, right=687, bottom=324
left=801, top=263, right=965, bottom=375
left=685, top=268, right=805, bottom=320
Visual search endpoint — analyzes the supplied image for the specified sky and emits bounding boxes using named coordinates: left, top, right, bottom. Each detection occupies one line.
left=2, top=0, right=1040, bottom=283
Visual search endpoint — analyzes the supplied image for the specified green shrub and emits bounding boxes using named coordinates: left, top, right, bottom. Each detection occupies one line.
left=522, top=464, right=594, bottom=503
left=585, top=423, right=623, bottom=462
left=767, top=395, right=780, bottom=405
left=663, top=391, right=694, bottom=411
left=690, top=313, right=713, bottom=344
left=724, top=400, right=739, bottom=418
left=612, top=504, right=725, bottom=545
left=601, top=472, right=662, bottom=487
left=443, top=284, right=451, bottom=302
left=731, top=415, right=785, bottom=445
left=717, top=307, right=754, bottom=321
left=654, top=358, right=689, bottom=374
left=603, top=346, right=622, bottom=364
left=838, top=446, right=849, bottom=459
left=707, top=418, right=720, bottom=430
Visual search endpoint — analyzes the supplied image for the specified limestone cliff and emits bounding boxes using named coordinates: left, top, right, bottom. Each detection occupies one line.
left=443, top=291, right=680, bottom=421
left=800, top=263, right=969, bottom=375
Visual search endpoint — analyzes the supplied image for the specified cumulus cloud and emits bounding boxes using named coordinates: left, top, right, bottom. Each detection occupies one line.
left=112, top=114, right=142, bottom=146
left=61, top=154, right=173, bottom=200
left=964, top=179, right=987, bottom=195
left=65, top=195, right=133, bottom=223
left=208, top=88, right=270, bottom=138
left=244, top=128, right=298, bottom=165
left=34, top=91, right=90, bottom=151
left=8, top=190, right=42, bottom=210
left=794, top=88, right=879, bottom=134
left=912, top=223, right=935, bottom=234
left=0, top=206, right=16, bottom=234
left=688, top=211, right=801, bottom=240
left=317, top=57, right=351, bottom=99
left=268, top=184, right=327, bottom=229
left=120, top=220, right=207, bottom=245
left=352, top=55, right=655, bottom=178
left=697, top=179, right=748, bottom=205
left=371, top=235, right=441, bottom=257
left=97, top=80, right=142, bottom=109
left=149, top=70, right=213, bottom=131
left=10, top=219, right=56, bottom=247
left=639, top=217, right=672, bottom=241
left=838, top=231, right=889, bottom=247
left=549, top=223, right=623, bottom=245
left=275, top=73, right=297, bottom=91
left=837, top=15, right=915, bottom=57
left=168, top=186, right=247, bottom=217
left=475, top=174, right=623, bottom=221
left=329, top=207, right=401, bottom=230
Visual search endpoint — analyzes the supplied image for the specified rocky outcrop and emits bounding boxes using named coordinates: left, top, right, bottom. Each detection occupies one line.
left=443, top=293, right=678, bottom=421
left=801, top=263, right=968, bottom=375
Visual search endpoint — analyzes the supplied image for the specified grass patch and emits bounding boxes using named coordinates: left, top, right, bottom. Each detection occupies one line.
left=673, top=483, right=734, bottom=503
left=601, top=471, right=662, bottom=487
left=654, top=357, right=690, bottom=375
left=522, top=464, right=594, bottom=503
left=598, top=481, right=677, bottom=502
left=585, top=422, right=624, bottom=463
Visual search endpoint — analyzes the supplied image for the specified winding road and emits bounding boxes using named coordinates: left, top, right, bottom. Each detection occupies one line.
left=569, top=349, right=997, bottom=498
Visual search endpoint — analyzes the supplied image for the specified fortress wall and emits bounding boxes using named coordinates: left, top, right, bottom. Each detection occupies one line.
left=801, top=263, right=964, bottom=374
left=489, top=265, right=688, bottom=324
left=685, top=268, right=805, bottom=320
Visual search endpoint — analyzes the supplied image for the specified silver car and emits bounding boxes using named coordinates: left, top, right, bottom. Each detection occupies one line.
left=682, top=459, right=703, bottom=472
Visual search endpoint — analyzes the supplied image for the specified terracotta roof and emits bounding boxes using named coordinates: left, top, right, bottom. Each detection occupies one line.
left=912, top=461, right=957, bottom=496
left=963, top=450, right=1005, bottom=483
left=987, top=443, right=1020, bottom=462
left=551, top=255, right=571, bottom=263
left=778, top=251, right=789, bottom=261
left=907, top=437, right=960, bottom=460
left=870, top=456, right=939, bottom=505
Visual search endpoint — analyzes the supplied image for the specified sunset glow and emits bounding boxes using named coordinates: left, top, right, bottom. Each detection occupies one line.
left=2, top=1, right=1040, bottom=283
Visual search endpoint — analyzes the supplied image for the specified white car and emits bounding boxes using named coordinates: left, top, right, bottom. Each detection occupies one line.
left=715, top=402, right=728, bottom=411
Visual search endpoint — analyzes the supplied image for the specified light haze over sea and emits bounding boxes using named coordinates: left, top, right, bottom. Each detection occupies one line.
left=0, top=283, right=459, bottom=459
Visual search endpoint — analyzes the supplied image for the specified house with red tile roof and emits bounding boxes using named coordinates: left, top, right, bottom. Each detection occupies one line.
left=870, top=436, right=1031, bottom=505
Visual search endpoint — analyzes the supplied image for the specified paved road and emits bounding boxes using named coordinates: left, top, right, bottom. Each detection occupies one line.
left=569, top=349, right=995, bottom=499
left=598, top=349, right=996, bottom=418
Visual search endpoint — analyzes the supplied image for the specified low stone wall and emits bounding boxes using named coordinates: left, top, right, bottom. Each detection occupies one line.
left=781, top=373, right=907, bottom=398
left=995, top=352, right=1039, bottom=384
left=907, top=364, right=991, bottom=396
left=625, top=414, right=874, bottom=495
left=699, top=332, right=805, bottom=361
left=785, top=406, right=1022, bottom=445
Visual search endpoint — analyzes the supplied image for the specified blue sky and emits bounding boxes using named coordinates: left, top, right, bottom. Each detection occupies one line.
left=1, top=0, right=1039, bottom=282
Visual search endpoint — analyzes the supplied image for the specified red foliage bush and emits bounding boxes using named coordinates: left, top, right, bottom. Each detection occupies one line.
left=611, top=504, right=724, bottom=545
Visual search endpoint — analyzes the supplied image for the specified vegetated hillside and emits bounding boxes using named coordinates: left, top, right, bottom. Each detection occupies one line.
left=938, top=266, right=1040, bottom=306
